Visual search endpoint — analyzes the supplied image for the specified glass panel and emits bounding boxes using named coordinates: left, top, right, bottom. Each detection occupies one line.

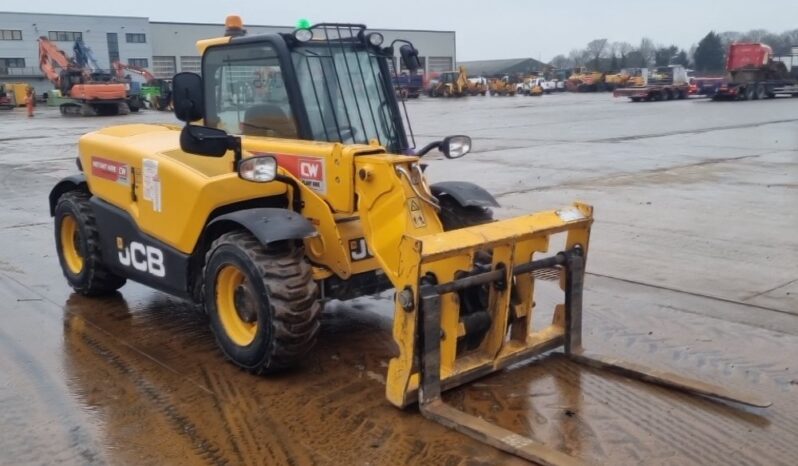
left=128, top=58, right=149, bottom=68
left=107, top=33, right=119, bottom=64
left=291, top=45, right=399, bottom=149
left=204, top=43, right=297, bottom=139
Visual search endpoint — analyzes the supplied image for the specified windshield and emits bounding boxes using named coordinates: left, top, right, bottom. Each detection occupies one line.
left=203, top=42, right=298, bottom=139
left=291, top=45, right=403, bottom=151
left=440, top=72, right=457, bottom=83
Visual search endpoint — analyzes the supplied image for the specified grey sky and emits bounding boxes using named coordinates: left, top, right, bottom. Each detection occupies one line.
left=4, top=0, right=797, bottom=61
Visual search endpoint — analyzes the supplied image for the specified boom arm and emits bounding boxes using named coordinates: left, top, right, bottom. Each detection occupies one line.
left=73, top=38, right=102, bottom=72
left=38, top=36, right=74, bottom=87
left=112, top=61, right=157, bottom=83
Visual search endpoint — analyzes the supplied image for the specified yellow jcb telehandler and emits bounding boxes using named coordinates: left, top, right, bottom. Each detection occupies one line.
left=49, top=17, right=769, bottom=465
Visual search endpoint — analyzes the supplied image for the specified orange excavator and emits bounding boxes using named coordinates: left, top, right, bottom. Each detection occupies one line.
left=38, top=37, right=129, bottom=116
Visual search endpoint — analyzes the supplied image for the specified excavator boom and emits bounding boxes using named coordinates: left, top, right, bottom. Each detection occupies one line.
left=112, top=61, right=157, bottom=83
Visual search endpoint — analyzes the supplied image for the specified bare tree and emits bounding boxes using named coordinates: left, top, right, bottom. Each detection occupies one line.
left=613, top=41, right=634, bottom=68
left=718, top=31, right=742, bottom=49
left=638, top=37, right=656, bottom=67
left=549, top=54, right=570, bottom=69
left=742, top=29, right=769, bottom=42
left=586, top=38, right=608, bottom=70
left=568, top=49, right=585, bottom=67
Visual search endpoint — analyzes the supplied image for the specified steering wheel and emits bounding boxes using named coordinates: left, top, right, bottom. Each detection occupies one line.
left=329, top=125, right=357, bottom=142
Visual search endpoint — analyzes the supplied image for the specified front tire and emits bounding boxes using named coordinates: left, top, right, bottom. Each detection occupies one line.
left=437, top=196, right=494, bottom=230
left=54, top=191, right=126, bottom=295
left=204, top=231, right=321, bottom=374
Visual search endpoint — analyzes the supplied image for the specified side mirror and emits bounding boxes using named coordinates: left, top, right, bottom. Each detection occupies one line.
left=172, top=72, right=204, bottom=122
left=400, top=44, right=421, bottom=73
left=440, top=135, right=471, bottom=159
left=180, top=125, right=235, bottom=157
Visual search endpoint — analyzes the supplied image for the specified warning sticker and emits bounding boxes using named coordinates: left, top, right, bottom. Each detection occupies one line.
left=91, top=157, right=129, bottom=185
left=408, top=198, right=426, bottom=228
left=142, top=159, right=162, bottom=212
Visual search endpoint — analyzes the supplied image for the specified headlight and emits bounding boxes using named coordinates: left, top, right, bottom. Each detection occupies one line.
left=294, top=28, right=313, bottom=42
left=238, top=155, right=277, bottom=182
left=366, top=32, right=384, bottom=47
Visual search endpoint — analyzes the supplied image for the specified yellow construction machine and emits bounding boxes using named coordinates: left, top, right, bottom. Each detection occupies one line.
left=567, top=67, right=605, bottom=92
left=49, top=16, right=770, bottom=465
left=604, top=68, right=648, bottom=90
left=488, top=76, right=517, bottom=96
left=429, top=65, right=484, bottom=97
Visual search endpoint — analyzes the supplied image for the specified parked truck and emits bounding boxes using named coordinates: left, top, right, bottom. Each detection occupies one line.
left=613, top=65, right=690, bottom=102
left=712, top=43, right=798, bottom=101
left=392, top=72, right=423, bottom=99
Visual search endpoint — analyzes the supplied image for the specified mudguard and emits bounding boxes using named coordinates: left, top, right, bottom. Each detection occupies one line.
left=49, top=174, right=87, bottom=216
left=430, top=181, right=500, bottom=208
left=206, top=208, right=317, bottom=246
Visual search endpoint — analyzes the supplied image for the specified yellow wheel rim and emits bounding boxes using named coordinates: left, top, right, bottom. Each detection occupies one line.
left=216, top=265, right=258, bottom=346
left=60, top=215, right=84, bottom=275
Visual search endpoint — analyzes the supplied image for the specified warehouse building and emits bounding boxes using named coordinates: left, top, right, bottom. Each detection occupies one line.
left=458, top=58, right=547, bottom=77
left=0, top=11, right=456, bottom=94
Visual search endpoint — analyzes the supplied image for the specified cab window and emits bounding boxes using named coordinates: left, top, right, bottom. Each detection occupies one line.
left=203, top=43, right=298, bottom=138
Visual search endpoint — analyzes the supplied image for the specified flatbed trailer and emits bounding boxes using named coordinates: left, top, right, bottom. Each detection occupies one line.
left=713, top=79, right=798, bottom=100
left=712, top=42, right=798, bottom=101
left=614, top=83, right=690, bottom=102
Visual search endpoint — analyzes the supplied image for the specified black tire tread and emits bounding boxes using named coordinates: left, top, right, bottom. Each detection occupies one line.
left=55, top=191, right=126, bottom=295
left=437, top=196, right=494, bottom=230
left=205, top=231, right=321, bottom=373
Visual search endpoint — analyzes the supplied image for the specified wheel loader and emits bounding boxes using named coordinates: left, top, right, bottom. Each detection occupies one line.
left=488, top=76, right=517, bottom=96
left=428, top=65, right=484, bottom=97
left=49, top=17, right=770, bottom=465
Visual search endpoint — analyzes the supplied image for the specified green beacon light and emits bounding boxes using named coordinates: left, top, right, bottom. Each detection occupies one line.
left=296, top=18, right=311, bottom=29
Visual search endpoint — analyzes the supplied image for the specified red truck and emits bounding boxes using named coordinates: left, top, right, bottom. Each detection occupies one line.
left=713, top=43, right=798, bottom=100
left=613, top=65, right=691, bottom=102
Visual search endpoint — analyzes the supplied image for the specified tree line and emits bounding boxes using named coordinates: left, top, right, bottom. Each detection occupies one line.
left=549, top=29, right=798, bottom=73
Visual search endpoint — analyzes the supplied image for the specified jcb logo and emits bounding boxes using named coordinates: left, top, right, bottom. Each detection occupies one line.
left=118, top=239, right=166, bottom=277
left=349, top=238, right=373, bottom=261
left=300, top=160, right=322, bottom=180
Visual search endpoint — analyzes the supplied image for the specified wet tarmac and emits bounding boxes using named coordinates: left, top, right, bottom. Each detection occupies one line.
left=1, top=93, right=796, bottom=465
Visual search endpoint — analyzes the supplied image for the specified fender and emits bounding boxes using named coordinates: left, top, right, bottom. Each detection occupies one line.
left=49, top=174, right=87, bottom=216
left=430, top=181, right=500, bottom=208
left=206, top=208, right=317, bottom=247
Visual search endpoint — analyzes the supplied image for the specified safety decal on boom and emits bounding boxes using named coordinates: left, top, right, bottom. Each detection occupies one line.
left=91, top=156, right=129, bottom=185
left=408, top=198, right=426, bottom=228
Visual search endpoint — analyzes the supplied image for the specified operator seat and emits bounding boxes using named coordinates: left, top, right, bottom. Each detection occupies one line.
left=241, top=104, right=298, bottom=138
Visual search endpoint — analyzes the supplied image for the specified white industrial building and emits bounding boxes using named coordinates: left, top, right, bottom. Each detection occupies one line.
left=0, top=11, right=456, bottom=94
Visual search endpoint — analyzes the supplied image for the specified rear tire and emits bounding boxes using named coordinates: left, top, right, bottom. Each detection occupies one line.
left=631, top=97, right=642, bottom=102
left=54, top=191, right=126, bottom=295
left=744, top=86, right=755, bottom=100
left=755, top=83, right=766, bottom=100
left=204, top=231, right=321, bottom=374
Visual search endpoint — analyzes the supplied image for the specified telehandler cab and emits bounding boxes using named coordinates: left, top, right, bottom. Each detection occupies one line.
left=50, top=17, right=769, bottom=465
